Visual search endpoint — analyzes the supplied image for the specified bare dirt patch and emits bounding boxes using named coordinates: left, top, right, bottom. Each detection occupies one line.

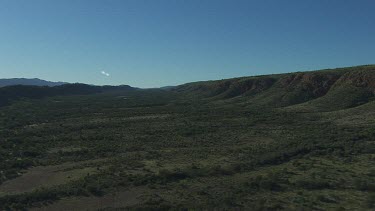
left=0, top=162, right=97, bottom=196
left=123, top=114, right=171, bottom=121
left=32, top=187, right=146, bottom=211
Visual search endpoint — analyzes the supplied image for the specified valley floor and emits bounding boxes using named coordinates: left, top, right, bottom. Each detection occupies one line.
left=0, top=89, right=374, bottom=210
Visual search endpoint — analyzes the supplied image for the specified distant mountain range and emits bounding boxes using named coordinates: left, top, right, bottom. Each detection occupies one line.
left=0, top=81, right=137, bottom=107
left=0, top=78, right=67, bottom=87
left=2, top=64, right=375, bottom=110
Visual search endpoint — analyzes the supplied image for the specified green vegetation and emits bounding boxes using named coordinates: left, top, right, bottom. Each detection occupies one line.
left=0, top=65, right=375, bottom=210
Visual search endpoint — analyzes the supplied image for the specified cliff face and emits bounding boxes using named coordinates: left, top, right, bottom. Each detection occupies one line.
left=174, top=65, right=375, bottom=111
left=263, top=71, right=343, bottom=106
left=303, top=68, right=375, bottom=111
left=332, top=69, right=375, bottom=91
left=174, top=76, right=277, bottom=98
left=216, top=77, right=276, bottom=98
left=279, top=72, right=340, bottom=97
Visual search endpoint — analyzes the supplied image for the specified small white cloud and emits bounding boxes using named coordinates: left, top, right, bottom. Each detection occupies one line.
left=101, top=71, right=110, bottom=77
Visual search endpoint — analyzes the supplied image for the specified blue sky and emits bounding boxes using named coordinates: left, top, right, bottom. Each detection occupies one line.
left=0, top=0, right=374, bottom=88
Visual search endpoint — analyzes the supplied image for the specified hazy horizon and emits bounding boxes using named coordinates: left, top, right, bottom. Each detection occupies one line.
left=1, top=64, right=375, bottom=88
left=1, top=0, right=375, bottom=88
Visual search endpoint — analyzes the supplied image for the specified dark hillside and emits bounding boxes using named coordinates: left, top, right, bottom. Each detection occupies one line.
left=292, top=66, right=375, bottom=111
left=174, top=76, right=279, bottom=99
left=248, top=70, right=343, bottom=107
left=175, top=65, right=375, bottom=110
left=0, top=78, right=67, bottom=87
left=0, top=84, right=136, bottom=106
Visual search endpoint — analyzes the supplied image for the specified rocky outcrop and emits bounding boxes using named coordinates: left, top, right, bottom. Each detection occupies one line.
left=332, top=69, right=375, bottom=91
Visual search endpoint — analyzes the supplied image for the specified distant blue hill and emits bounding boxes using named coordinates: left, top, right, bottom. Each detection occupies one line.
left=0, top=83, right=137, bottom=107
left=0, top=78, right=67, bottom=87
